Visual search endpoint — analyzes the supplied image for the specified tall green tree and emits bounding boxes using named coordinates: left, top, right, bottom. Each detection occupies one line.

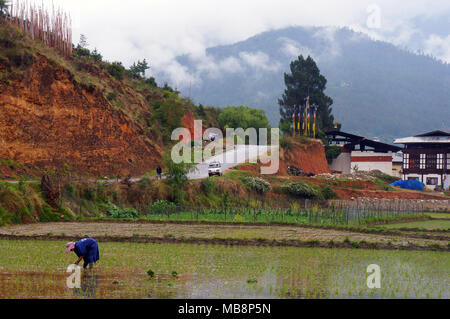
left=129, top=59, right=150, bottom=78
left=278, top=55, right=334, bottom=133
left=218, top=105, right=269, bottom=130
left=162, top=154, right=196, bottom=203
left=149, top=91, right=185, bottom=143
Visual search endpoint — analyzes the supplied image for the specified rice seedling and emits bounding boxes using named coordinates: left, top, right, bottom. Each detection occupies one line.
left=0, top=239, right=447, bottom=299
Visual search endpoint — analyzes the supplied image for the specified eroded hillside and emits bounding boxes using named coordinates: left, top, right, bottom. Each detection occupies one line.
left=0, top=20, right=216, bottom=177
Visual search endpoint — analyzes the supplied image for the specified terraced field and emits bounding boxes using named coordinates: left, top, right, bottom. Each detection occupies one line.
left=0, top=221, right=448, bottom=248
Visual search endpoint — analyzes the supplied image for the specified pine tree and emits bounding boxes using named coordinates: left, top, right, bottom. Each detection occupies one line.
left=278, top=55, right=334, bottom=132
left=79, top=34, right=89, bottom=49
left=129, top=59, right=150, bottom=78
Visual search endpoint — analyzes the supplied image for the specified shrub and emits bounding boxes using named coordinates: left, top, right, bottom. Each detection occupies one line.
left=325, top=145, right=341, bottom=163
left=106, top=62, right=125, bottom=80
left=0, top=206, right=12, bottom=226
left=151, top=200, right=176, bottom=215
left=145, top=77, right=157, bottom=87
left=351, top=241, right=360, bottom=248
left=105, top=202, right=139, bottom=219
left=284, top=181, right=318, bottom=198
left=163, top=154, right=196, bottom=201
left=321, top=185, right=336, bottom=200
left=39, top=206, right=60, bottom=222
left=90, top=48, right=103, bottom=61
left=83, top=187, right=96, bottom=201
left=74, top=47, right=91, bottom=58
left=242, top=177, right=271, bottom=194
left=107, top=92, right=117, bottom=101
left=64, top=182, right=75, bottom=198
left=279, top=135, right=293, bottom=150
left=201, top=178, right=215, bottom=196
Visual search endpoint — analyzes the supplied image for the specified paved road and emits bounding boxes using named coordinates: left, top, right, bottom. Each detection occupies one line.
left=187, top=144, right=272, bottom=180
left=4, top=145, right=272, bottom=183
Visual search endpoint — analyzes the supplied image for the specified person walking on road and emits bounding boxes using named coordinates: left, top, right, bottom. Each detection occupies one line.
left=65, top=238, right=100, bottom=269
left=156, top=166, right=162, bottom=180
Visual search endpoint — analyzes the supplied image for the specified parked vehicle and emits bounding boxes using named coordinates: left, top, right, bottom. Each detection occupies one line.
left=208, top=162, right=222, bottom=177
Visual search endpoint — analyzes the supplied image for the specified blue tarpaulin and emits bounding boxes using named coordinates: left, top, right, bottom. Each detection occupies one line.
left=390, top=180, right=425, bottom=191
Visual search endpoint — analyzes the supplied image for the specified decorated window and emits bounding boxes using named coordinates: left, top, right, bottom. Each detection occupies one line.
left=419, top=154, right=426, bottom=169
left=409, top=154, right=420, bottom=169
left=436, top=154, right=443, bottom=169
left=403, top=153, right=409, bottom=169
left=426, top=154, right=437, bottom=169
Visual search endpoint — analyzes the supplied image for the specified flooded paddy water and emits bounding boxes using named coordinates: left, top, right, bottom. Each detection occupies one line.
left=0, top=240, right=448, bottom=299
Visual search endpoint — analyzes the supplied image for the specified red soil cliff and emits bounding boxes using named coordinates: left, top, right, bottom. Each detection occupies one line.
left=279, top=139, right=331, bottom=175
left=0, top=53, right=161, bottom=177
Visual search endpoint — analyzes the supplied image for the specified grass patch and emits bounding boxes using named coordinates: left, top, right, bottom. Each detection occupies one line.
left=379, top=220, right=450, bottom=230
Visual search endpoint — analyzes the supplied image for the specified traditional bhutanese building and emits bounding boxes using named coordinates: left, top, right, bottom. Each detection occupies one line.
left=326, top=130, right=401, bottom=175
left=394, top=130, right=450, bottom=190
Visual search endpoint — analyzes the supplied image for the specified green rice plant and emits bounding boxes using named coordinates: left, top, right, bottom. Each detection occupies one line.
left=150, top=200, right=176, bottom=215
left=0, top=240, right=448, bottom=299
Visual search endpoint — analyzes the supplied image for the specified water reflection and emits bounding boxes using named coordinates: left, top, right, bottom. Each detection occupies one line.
left=73, top=271, right=98, bottom=298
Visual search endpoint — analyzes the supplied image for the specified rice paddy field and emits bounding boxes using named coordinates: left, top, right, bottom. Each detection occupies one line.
left=1, top=221, right=448, bottom=247
left=0, top=240, right=448, bottom=299
left=378, top=220, right=450, bottom=230
left=425, top=213, right=450, bottom=219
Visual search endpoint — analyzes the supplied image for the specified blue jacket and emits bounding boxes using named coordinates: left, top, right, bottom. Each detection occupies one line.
left=74, top=238, right=100, bottom=267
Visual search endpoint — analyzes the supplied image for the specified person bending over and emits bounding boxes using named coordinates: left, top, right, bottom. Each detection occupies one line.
left=65, top=237, right=100, bottom=269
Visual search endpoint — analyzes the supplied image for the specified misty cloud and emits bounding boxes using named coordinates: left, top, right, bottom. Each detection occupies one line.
left=312, top=27, right=342, bottom=60
left=424, top=34, right=450, bottom=62
left=44, top=0, right=450, bottom=85
left=279, top=37, right=314, bottom=59
left=239, top=51, right=281, bottom=71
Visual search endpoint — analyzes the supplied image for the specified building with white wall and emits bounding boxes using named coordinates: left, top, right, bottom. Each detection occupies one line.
left=326, top=131, right=401, bottom=176
left=394, top=130, right=450, bottom=190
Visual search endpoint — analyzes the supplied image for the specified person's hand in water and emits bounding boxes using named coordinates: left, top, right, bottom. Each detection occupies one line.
left=74, top=256, right=83, bottom=265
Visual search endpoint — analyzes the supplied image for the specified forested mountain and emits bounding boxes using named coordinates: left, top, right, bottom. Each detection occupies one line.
left=161, top=26, right=450, bottom=142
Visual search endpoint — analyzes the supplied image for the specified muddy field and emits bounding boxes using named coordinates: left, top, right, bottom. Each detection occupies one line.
left=0, top=221, right=448, bottom=248
left=0, top=240, right=448, bottom=299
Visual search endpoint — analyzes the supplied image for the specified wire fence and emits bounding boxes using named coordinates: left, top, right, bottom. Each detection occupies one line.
left=134, top=199, right=425, bottom=226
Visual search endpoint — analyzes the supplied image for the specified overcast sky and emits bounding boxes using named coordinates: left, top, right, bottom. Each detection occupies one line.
left=34, top=0, right=450, bottom=81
